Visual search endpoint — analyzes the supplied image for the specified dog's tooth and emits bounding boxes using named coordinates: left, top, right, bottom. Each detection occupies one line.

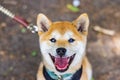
left=67, top=58, right=70, bottom=62
left=71, top=54, right=75, bottom=59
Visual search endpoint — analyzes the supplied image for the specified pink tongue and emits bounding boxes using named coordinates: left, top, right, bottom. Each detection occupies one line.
left=55, top=57, right=69, bottom=70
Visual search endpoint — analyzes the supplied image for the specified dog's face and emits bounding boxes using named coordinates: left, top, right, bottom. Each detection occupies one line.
left=37, top=13, right=89, bottom=74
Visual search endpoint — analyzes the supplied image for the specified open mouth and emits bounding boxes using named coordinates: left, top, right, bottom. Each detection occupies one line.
left=49, top=54, right=76, bottom=72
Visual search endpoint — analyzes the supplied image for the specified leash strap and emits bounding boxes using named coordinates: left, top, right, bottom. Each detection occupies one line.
left=0, top=5, right=38, bottom=33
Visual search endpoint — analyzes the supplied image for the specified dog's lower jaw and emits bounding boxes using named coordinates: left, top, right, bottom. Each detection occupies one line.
left=42, top=53, right=83, bottom=75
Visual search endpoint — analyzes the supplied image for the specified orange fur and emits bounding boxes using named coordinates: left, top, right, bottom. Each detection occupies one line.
left=39, top=22, right=83, bottom=42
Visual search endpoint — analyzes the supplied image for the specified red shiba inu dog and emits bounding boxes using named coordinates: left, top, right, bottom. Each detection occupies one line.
left=37, top=13, right=92, bottom=80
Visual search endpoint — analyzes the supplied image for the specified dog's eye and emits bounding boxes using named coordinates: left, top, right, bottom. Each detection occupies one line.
left=68, top=38, right=75, bottom=43
left=50, top=38, right=56, bottom=43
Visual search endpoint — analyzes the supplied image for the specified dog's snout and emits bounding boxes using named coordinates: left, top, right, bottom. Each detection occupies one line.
left=56, top=48, right=66, bottom=57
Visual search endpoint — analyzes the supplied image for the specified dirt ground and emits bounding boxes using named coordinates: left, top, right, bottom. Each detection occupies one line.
left=0, top=0, right=120, bottom=80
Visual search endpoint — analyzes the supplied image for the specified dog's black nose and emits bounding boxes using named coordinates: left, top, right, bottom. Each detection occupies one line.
left=56, top=48, right=66, bottom=57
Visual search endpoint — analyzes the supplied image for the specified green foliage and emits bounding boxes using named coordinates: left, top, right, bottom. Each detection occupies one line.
left=31, top=51, right=37, bottom=57
left=21, top=28, right=27, bottom=33
left=92, top=77, right=94, bottom=80
left=67, top=4, right=80, bottom=12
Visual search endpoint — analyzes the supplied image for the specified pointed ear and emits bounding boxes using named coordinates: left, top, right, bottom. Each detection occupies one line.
left=37, top=13, right=52, bottom=32
left=73, top=13, right=89, bottom=34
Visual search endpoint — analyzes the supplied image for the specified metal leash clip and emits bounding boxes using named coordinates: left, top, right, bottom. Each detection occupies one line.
left=27, top=24, right=38, bottom=33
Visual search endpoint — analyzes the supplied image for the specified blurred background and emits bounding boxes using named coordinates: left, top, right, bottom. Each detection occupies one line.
left=0, top=0, right=120, bottom=80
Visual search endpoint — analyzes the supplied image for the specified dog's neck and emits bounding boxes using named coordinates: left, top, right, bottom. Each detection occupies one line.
left=43, top=66, right=82, bottom=80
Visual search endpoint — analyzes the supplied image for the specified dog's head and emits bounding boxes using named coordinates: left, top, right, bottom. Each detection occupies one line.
left=37, top=13, right=89, bottom=74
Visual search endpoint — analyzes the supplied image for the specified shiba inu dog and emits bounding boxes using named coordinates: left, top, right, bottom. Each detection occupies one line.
left=37, top=13, right=92, bottom=80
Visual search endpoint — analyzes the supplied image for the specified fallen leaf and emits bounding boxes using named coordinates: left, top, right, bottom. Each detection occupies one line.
left=67, top=4, right=80, bottom=12
left=31, top=51, right=37, bottom=57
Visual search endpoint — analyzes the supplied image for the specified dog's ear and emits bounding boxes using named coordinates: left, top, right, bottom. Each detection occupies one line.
left=73, top=13, right=89, bottom=34
left=37, top=13, right=52, bottom=33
